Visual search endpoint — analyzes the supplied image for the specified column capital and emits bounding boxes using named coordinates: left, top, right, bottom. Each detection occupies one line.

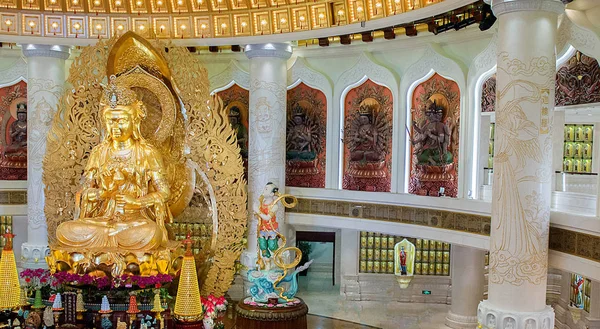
left=244, top=43, right=292, bottom=60
left=22, top=44, right=70, bottom=60
left=477, top=300, right=555, bottom=329
left=492, top=0, right=564, bottom=16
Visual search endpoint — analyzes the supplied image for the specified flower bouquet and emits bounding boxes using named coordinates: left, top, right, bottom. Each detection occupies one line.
left=201, top=295, right=228, bottom=329
left=20, top=268, right=53, bottom=300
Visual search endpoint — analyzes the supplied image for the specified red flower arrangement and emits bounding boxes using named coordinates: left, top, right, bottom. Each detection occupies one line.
left=201, top=295, right=228, bottom=329
left=20, top=268, right=52, bottom=291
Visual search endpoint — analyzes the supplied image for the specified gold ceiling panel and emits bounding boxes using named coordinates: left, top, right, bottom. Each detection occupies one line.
left=111, top=16, right=130, bottom=33
left=22, top=0, right=41, bottom=10
left=309, top=3, right=328, bottom=29
left=132, top=16, right=151, bottom=36
left=1, top=0, right=18, bottom=9
left=213, top=14, right=230, bottom=36
left=45, top=14, right=64, bottom=36
left=290, top=6, right=308, bottom=31
left=252, top=11, right=270, bottom=34
left=153, top=16, right=171, bottom=37
left=67, top=15, right=85, bottom=37
left=0, top=0, right=448, bottom=38
left=173, top=16, right=190, bottom=37
left=193, top=16, right=211, bottom=37
left=271, top=9, right=289, bottom=33
left=66, top=0, right=86, bottom=13
left=233, top=12, right=250, bottom=35
left=88, top=0, right=107, bottom=13
left=0, top=13, right=19, bottom=33
left=22, top=13, right=41, bottom=35
left=89, top=15, right=108, bottom=37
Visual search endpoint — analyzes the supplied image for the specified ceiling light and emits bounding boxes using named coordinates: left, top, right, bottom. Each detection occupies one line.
left=50, top=0, right=57, bottom=4
left=51, top=22, right=58, bottom=28
left=29, top=21, right=36, bottom=27
left=157, top=0, right=162, bottom=4
left=221, top=23, right=227, bottom=28
left=375, top=2, right=381, bottom=8
left=73, top=22, right=80, bottom=29
left=96, top=23, right=102, bottom=30
left=117, top=24, right=124, bottom=30
left=299, top=15, right=305, bottom=22
left=139, top=24, right=145, bottom=30
left=72, top=0, right=78, bottom=4
left=356, top=6, right=363, bottom=12
left=180, top=24, right=186, bottom=30
left=94, top=0, right=100, bottom=5
left=337, top=9, right=344, bottom=16
left=318, top=13, right=325, bottom=19
left=280, top=18, right=286, bottom=24
left=5, top=19, right=12, bottom=26
left=136, top=0, right=143, bottom=6
left=115, top=0, right=121, bottom=5
left=260, top=19, right=267, bottom=26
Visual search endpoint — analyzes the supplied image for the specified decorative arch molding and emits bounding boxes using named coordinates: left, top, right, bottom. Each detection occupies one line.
left=334, top=52, right=399, bottom=192
left=466, top=31, right=497, bottom=200
left=209, top=60, right=250, bottom=93
left=0, top=57, right=27, bottom=88
left=399, top=43, right=466, bottom=196
left=287, top=57, right=334, bottom=188
left=557, top=16, right=600, bottom=62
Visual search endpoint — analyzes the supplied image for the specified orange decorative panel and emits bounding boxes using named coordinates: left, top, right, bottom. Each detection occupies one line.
left=233, top=13, right=250, bottom=35
left=67, top=16, right=85, bottom=37
left=291, top=6, right=308, bottom=31
left=252, top=11, right=270, bottom=35
left=310, top=4, right=328, bottom=29
left=89, top=16, right=108, bottom=38
left=22, top=14, right=41, bottom=35
left=213, top=15, right=230, bottom=36
left=173, top=16, right=191, bottom=37
left=111, top=17, right=130, bottom=34
left=21, top=0, right=41, bottom=10
left=272, top=9, right=290, bottom=33
left=194, top=16, right=211, bottom=37
left=132, top=17, right=151, bottom=37
left=1, top=14, right=18, bottom=33
left=88, top=0, right=107, bottom=13
left=153, top=17, right=171, bottom=38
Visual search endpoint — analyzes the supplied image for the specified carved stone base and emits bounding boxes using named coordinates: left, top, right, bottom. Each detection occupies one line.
left=445, top=311, right=478, bottom=329
left=21, top=243, right=51, bottom=269
left=235, top=298, right=308, bottom=329
left=477, top=300, right=555, bottom=329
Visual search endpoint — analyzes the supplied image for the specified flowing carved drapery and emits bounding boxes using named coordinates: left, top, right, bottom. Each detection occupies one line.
left=556, top=51, right=600, bottom=106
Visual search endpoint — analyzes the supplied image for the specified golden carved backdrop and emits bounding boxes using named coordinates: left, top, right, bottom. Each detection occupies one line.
left=43, top=32, right=247, bottom=296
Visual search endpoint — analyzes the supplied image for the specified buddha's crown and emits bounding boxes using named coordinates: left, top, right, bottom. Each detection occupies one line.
left=101, top=75, right=138, bottom=109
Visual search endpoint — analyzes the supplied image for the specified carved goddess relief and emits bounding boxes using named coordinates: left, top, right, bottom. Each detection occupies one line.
left=0, top=81, right=27, bottom=180
left=217, top=84, right=249, bottom=177
left=285, top=82, right=326, bottom=188
left=342, top=79, right=392, bottom=192
left=408, top=73, right=460, bottom=197
left=481, top=75, right=496, bottom=113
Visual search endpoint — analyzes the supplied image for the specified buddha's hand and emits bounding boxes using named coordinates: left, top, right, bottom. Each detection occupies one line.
left=86, top=188, right=103, bottom=202
left=115, top=194, right=142, bottom=210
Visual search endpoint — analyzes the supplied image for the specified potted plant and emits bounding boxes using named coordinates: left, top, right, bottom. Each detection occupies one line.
left=296, top=241, right=312, bottom=276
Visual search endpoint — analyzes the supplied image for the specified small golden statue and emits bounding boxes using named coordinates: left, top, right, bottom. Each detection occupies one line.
left=56, top=75, right=174, bottom=252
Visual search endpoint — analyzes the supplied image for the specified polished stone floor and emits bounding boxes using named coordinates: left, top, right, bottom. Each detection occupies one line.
left=295, top=271, right=450, bottom=329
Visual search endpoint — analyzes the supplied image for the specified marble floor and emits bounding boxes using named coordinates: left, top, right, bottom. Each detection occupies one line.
left=295, top=271, right=450, bottom=329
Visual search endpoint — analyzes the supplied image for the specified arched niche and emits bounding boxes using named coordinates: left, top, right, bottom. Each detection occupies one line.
left=335, top=52, right=398, bottom=192
left=0, top=57, right=28, bottom=184
left=286, top=57, right=332, bottom=188
left=400, top=44, right=466, bottom=197
left=209, top=60, right=250, bottom=177
left=557, top=16, right=600, bottom=63
left=209, top=60, right=250, bottom=93
left=467, top=32, right=497, bottom=200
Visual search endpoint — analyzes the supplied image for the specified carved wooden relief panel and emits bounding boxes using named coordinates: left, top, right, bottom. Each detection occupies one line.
left=0, top=80, right=27, bottom=180
left=409, top=73, right=460, bottom=197
left=285, top=82, right=326, bottom=188
left=481, top=75, right=496, bottom=113
left=216, top=84, right=249, bottom=177
left=342, top=79, right=392, bottom=192
left=556, top=51, right=600, bottom=106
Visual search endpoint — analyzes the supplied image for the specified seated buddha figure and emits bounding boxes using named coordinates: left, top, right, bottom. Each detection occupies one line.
left=55, top=76, right=173, bottom=252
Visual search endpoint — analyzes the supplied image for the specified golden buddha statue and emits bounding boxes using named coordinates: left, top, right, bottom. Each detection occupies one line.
left=55, top=75, right=175, bottom=253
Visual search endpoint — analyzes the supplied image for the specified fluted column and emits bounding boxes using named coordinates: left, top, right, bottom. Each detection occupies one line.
left=21, top=44, right=70, bottom=269
left=240, top=43, right=292, bottom=278
left=446, top=245, right=485, bottom=329
left=478, top=1, right=563, bottom=328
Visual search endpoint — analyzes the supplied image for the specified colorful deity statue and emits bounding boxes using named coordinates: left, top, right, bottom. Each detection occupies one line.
left=247, top=183, right=312, bottom=303
left=286, top=104, right=318, bottom=162
left=4, top=103, right=27, bottom=157
left=394, top=239, right=415, bottom=288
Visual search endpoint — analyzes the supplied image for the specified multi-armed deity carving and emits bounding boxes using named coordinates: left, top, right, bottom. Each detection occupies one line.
left=0, top=82, right=28, bottom=179
left=285, top=83, right=326, bottom=188
left=409, top=74, right=460, bottom=197
left=43, top=32, right=246, bottom=296
left=246, top=183, right=311, bottom=303
left=343, top=82, right=392, bottom=192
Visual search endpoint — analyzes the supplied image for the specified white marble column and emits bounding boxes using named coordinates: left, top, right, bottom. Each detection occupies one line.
left=240, top=43, right=292, bottom=275
left=21, top=44, right=70, bottom=269
left=446, top=245, right=485, bottom=329
left=478, top=1, right=563, bottom=328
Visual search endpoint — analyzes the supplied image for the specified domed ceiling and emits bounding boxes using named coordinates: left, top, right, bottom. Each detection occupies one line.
left=0, top=0, right=446, bottom=40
